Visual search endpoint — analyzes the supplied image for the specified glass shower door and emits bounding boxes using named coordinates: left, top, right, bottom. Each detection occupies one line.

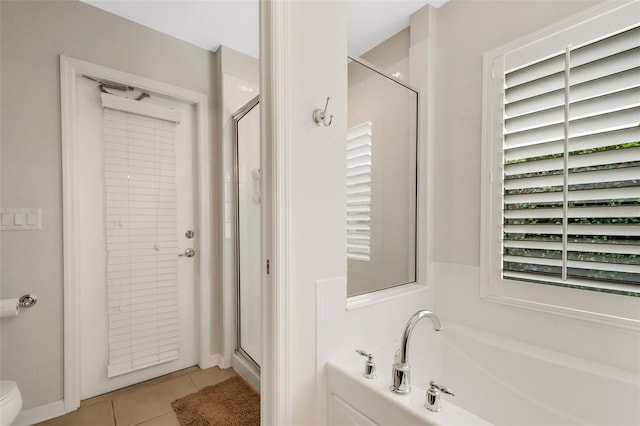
left=233, top=97, right=261, bottom=368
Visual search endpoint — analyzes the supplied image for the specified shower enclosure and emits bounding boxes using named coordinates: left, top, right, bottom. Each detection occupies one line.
left=232, top=96, right=261, bottom=375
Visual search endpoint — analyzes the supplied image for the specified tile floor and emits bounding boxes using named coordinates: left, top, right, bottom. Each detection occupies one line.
left=36, top=366, right=238, bottom=426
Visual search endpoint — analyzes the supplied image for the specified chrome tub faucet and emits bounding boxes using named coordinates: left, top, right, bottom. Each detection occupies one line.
left=390, top=310, right=441, bottom=395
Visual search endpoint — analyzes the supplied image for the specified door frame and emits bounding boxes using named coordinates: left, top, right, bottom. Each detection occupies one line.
left=60, top=55, right=213, bottom=412
left=259, top=0, right=292, bottom=423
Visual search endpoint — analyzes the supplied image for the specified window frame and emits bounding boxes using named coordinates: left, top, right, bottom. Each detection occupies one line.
left=481, top=0, right=640, bottom=329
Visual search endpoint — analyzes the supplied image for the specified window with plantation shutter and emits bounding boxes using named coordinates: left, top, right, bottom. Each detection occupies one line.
left=101, top=93, right=182, bottom=377
left=347, top=122, right=372, bottom=261
left=503, top=25, right=640, bottom=293
left=482, top=1, right=640, bottom=326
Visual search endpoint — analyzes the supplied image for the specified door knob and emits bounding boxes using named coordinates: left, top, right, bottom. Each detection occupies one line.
left=179, top=248, right=196, bottom=258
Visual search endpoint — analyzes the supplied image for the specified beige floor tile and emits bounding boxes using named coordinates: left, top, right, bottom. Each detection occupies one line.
left=133, top=412, right=180, bottom=426
left=112, top=375, right=197, bottom=426
left=82, top=366, right=199, bottom=408
left=35, top=400, right=114, bottom=426
left=188, top=366, right=237, bottom=390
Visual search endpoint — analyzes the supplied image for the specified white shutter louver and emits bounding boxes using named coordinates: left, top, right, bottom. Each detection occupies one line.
left=502, top=26, right=640, bottom=292
left=347, top=122, right=372, bottom=261
left=101, top=93, right=182, bottom=377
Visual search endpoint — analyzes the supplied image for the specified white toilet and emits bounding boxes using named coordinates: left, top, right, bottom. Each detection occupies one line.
left=0, top=380, right=22, bottom=426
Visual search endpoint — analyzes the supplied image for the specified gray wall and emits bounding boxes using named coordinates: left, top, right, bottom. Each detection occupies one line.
left=432, top=0, right=601, bottom=266
left=0, top=0, right=220, bottom=409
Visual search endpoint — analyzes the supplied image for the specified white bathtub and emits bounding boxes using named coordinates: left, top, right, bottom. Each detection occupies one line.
left=327, top=321, right=640, bottom=425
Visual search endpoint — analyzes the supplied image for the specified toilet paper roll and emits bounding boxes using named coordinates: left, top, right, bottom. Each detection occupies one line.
left=0, top=298, right=19, bottom=318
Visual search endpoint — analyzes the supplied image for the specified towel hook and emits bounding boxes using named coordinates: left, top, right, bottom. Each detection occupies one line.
left=312, top=97, right=333, bottom=127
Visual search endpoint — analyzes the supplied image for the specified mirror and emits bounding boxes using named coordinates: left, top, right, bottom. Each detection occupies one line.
left=347, top=52, right=418, bottom=297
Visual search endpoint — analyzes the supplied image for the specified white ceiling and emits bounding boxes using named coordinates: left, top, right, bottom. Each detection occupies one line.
left=82, top=0, right=447, bottom=58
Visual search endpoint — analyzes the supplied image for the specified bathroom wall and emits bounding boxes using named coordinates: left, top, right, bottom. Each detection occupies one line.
left=430, top=0, right=639, bottom=373
left=0, top=0, right=220, bottom=410
left=318, top=1, right=638, bottom=422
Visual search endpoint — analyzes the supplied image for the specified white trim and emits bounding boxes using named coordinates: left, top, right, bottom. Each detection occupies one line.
left=60, top=55, right=212, bottom=413
left=259, top=0, right=292, bottom=424
left=480, top=1, right=640, bottom=330
left=484, top=291, right=640, bottom=330
left=13, top=399, right=66, bottom=426
left=347, top=283, right=427, bottom=311
left=60, top=56, right=81, bottom=413
left=194, top=70, right=214, bottom=375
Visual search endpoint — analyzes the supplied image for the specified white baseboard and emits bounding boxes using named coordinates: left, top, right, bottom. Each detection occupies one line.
left=231, top=352, right=260, bottom=393
left=14, top=399, right=66, bottom=426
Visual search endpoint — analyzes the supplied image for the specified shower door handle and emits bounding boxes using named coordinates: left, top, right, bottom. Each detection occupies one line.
left=179, top=248, right=196, bottom=258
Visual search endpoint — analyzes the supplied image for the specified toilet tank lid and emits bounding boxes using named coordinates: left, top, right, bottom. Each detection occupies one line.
left=0, top=381, right=18, bottom=401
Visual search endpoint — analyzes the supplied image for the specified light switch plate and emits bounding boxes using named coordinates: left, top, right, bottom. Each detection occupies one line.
left=14, top=213, right=26, bottom=225
left=1, top=208, right=41, bottom=231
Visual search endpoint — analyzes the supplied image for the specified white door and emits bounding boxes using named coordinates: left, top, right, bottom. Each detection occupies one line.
left=76, top=75, right=198, bottom=399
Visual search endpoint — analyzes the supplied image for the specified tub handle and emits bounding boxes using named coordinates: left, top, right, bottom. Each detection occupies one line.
left=426, top=380, right=455, bottom=412
left=356, top=349, right=377, bottom=379
left=430, top=381, right=455, bottom=396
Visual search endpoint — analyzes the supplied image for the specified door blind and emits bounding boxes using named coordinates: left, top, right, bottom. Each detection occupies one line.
left=347, top=122, right=372, bottom=261
left=101, top=93, right=183, bottom=377
left=502, top=26, right=640, bottom=291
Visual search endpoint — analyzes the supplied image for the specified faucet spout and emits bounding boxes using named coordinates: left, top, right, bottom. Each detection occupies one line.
left=391, top=310, right=441, bottom=395
left=399, top=310, right=440, bottom=364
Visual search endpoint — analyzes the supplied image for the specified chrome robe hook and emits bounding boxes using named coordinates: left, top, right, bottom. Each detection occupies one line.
left=313, top=97, right=333, bottom=127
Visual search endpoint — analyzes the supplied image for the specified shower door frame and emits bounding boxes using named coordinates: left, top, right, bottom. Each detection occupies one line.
left=231, top=95, right=261, bottom=373
left=60, top=55, right=214, bottom=414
